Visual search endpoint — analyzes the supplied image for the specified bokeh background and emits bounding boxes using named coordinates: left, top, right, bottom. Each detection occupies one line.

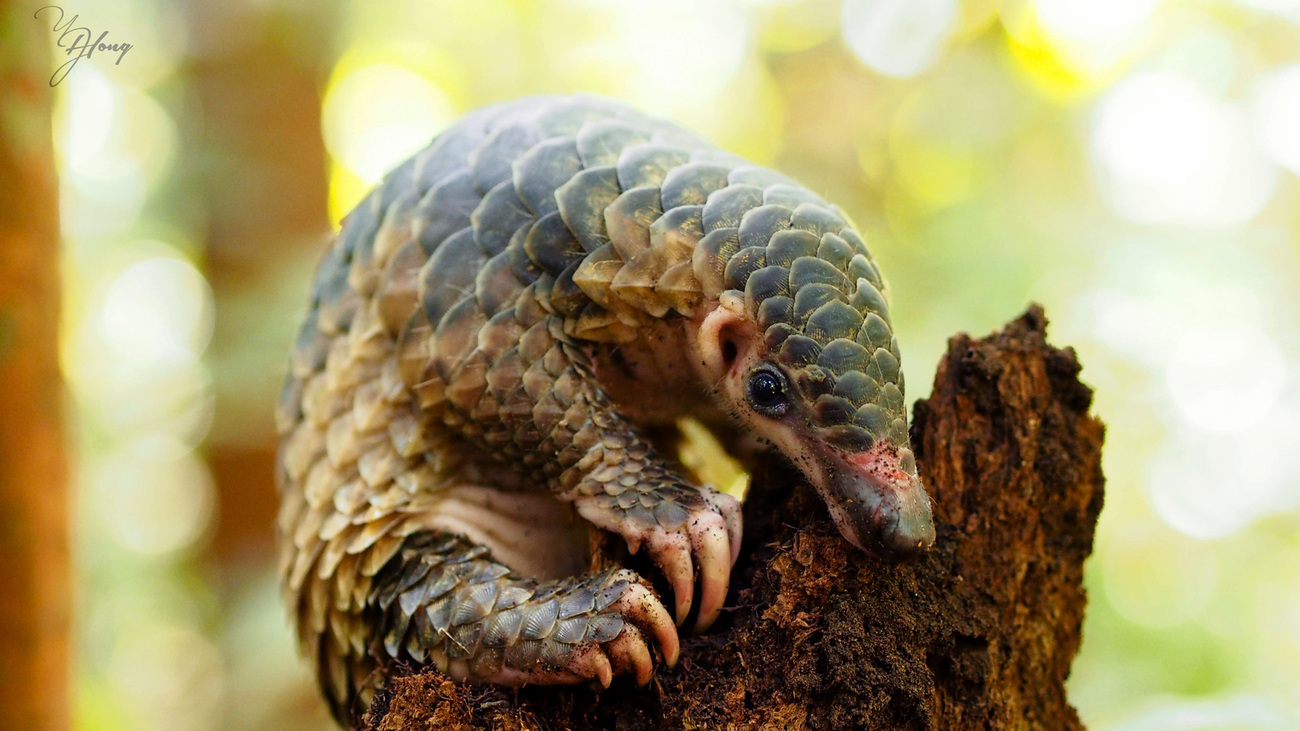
left=24, top=0, right=1300, bottom=728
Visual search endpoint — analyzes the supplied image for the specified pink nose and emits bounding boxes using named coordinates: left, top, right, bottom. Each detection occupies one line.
left=831, top=444, right=935, bottom=557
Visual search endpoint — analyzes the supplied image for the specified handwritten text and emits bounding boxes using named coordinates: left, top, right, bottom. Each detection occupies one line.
left=34, top=6, right=133, bottom=87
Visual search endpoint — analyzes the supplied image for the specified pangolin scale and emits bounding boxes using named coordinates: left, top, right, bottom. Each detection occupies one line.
left=276, top=94, right=935, bottom=725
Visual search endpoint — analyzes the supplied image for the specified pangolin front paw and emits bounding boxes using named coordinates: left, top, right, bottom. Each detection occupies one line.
left=574, top=484, right=743, bottom=632
left=487, top=570, right=678, bottom=687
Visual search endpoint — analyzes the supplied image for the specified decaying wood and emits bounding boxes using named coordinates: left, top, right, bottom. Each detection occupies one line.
left=360, top=306, right=1105, bottom=730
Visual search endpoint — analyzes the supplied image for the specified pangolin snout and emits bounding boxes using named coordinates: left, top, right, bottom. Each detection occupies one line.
left=875, top=479, right=936, bottom=556
left=821, top=443, right=935, bottom=558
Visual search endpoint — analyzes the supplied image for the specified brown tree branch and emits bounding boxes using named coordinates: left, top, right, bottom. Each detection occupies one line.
left=361, top=306, right=1105, bottom=731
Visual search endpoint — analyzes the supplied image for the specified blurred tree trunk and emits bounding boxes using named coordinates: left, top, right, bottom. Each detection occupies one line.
left=178, top=3, right=336, bottom=565
left=0, top=2, right=70, bottom=729
left=362, top=307, right=1105, bottom=731
left=172, top=7, right=343, bottom=727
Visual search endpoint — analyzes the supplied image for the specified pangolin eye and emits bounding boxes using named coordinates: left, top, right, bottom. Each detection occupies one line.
left=747, top=368, right=789, bottom=416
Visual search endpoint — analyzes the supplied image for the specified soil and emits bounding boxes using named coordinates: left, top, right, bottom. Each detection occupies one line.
left=360, top=306, right=1106, bottom=731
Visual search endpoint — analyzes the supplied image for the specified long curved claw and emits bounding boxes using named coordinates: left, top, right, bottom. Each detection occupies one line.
left=689, top=510, right=732, bottom=633
left=569, top=644, right=615, bottom=688
left=644, top=529, right=694, bottom=625
left=702, top=489, right=744, bottom=567
left=604, top=627, right=653, bottom=686
left=572, top=485, right=740, bottom=637
left=614, top=580, right=680, bottom=668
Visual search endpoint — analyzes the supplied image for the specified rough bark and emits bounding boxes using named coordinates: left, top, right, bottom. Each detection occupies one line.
left=359, top=306, right=1105, bottom=731
left=0, top=2, right=69, bottom=729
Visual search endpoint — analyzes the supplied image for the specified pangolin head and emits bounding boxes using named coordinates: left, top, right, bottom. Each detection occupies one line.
left=695, top=217, right=935, bottom=558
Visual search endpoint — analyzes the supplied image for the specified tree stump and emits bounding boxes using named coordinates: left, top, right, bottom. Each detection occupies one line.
left=360, top=306, right=1106, bottom=731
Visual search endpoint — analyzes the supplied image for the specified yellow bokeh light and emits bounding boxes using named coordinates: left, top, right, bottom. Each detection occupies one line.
left=957, top=0, right=999, bottom=40
left=328, top=164, right=373, bottom=229
left=1006, top=24, right=1093, bottom=100
left=321, top=46, right=474, bottom=225
left=841, top=0, right=960, bottom=79
left=755, top=0, right=841, bottom=54
left=322, top=61, right=457, bottom=184
left=890, top=135, right=979, bottom=211
left=677, top=418, right=750, bottom=501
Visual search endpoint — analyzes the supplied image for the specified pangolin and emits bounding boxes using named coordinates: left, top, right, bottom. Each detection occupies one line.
left=276, top=94, right=935, bottom=725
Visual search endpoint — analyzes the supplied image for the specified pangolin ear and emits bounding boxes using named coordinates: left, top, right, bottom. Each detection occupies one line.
left=697, top=292, right=757, bottom=381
